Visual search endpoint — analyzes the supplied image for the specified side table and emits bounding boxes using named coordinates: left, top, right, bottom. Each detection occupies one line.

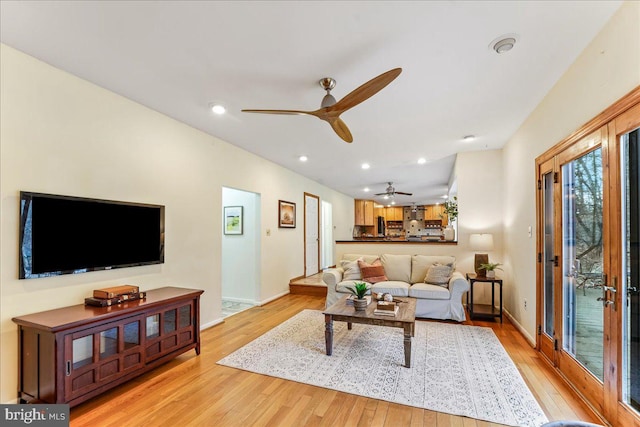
left=466, top=273, right=503, bottom=323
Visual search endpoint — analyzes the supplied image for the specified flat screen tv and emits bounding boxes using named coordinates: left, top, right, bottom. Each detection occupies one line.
left=19, top=192, right=165, bottom=279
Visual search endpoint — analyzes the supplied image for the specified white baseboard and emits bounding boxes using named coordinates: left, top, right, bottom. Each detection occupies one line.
left=201, top=317, right=224, bottom=330
left=503, top=308, right=536, bottom=347
left=258, top=290, right=290, bottom=306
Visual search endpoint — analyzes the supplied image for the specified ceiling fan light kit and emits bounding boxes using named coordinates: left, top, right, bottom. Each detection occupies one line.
left=241, top=68, right=402, bottom=143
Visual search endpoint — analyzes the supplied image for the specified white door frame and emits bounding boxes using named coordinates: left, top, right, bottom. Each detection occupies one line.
left=304, top=192, right=320, bottom=276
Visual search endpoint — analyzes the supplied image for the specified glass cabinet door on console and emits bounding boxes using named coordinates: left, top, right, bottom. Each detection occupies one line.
left=64, top=315, right=144, bottom=401
left=145, top=301, right=195, bottom=362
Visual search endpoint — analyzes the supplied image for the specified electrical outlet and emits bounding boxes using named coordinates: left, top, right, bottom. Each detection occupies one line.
left=524, top=298, right=528, bottom=310
left=266, top=229, right=271, bottom=236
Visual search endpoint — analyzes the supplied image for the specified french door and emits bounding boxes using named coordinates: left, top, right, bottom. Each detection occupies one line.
left=536, top=95, right=640, bottom=426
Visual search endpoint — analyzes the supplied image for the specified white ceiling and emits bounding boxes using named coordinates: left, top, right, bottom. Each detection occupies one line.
left=0, top=1, right=622, bottom=205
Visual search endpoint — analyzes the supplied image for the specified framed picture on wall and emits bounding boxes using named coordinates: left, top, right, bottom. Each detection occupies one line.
left=224, top=206, right=243, bottom=235
left=278, top=200, right=296, bottom=228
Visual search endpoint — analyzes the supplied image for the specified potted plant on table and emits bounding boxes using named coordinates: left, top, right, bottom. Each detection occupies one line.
left=479, top=262, right=502, bottom=279
left=442, top=196, right=458, bottom=241
left=346, top=282, right=370, bottom=311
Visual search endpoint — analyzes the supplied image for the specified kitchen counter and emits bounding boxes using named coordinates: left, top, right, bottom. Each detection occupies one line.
left=336, top=238, right=457, bottom=244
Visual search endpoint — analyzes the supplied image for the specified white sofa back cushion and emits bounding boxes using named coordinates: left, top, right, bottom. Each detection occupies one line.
left=342, top=253, right=379, bottom=264
left=410, top=255, right=456, bottom=284
left=380, top=254, right=412, bottom=283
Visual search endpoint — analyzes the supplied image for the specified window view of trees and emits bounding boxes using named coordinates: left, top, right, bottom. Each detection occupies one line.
left=570, top=149, right=604, bottom=284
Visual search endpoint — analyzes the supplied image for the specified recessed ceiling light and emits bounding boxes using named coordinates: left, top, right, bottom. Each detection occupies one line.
left=211, top=104, right=226, bottom=114
left=463, top=135, right=475, bottom=142
left=299, top=155, right=308, bottom=162
left=417, top=158, right=427, bottom=165
left=363, top=187, right=370, bottom=192
left=390, top=200, right=396, bottom=205
left=442, top=194, right=449, bottom=199
left=489, top=34, right=518, bottom=54
left=361, top=163, right=370, bottom=170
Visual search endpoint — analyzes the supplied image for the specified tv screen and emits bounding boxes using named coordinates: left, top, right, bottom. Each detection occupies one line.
left=19, top=192, right=165, bottom=279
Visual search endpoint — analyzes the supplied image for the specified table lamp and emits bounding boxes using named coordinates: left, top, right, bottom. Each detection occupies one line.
left=470, top=233, right=494, bottom=277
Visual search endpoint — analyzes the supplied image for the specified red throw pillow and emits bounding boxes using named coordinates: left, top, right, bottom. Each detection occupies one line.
left=358, top=259, right=388, bottom=284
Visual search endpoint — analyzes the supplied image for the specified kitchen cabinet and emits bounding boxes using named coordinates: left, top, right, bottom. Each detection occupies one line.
left=385, top=207, right=403, bottom=221
left=12, top=287, right=203, bottom=407
left=422, top=205, right=433, bottom=220
left=433, top=204, right=448, bottom=225
left=354, top=199, right=374, bottom=226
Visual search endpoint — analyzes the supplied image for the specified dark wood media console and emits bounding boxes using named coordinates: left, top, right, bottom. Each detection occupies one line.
left=12, top=286, right=203, bottom=407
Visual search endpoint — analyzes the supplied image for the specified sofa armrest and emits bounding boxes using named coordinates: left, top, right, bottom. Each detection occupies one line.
left=322, top=268, right=344, bottom=289
left=448, top=272, right=470, bottom=300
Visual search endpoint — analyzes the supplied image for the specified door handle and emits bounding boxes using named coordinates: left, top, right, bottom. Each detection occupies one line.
left=598, top=276, right=616, bottom=310
left=596, top=297, right=614, bottom=307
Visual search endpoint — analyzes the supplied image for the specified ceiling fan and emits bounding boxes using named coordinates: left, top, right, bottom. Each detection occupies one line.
left=375, top=182, right=413, bottom=198
left=241, top=68, right=402, bottom=143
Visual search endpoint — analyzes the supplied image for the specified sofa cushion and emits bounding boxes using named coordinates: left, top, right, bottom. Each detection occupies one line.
left=380, top=254, right=412, bottom=283
left=358, top=259, right=388, bottom=283
left=370, top=281, right=410, bottom=297
left=409, top=283, right=451, bottom=300
left=340, top=258, right=363, bottom=281
left=342, top=253, right=380, bottom=264
left=410, top=255, right=456, bottom=284
left=424, top=263, right=453, bottom=286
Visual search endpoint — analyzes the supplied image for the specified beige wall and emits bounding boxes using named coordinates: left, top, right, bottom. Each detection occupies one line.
left=0, top=44, right=353, bottom=403
left=502, top=1, right=640, bottom=339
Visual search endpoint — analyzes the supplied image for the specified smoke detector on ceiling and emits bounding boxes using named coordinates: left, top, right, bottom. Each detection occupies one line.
left=490, top=34, right=518, bottom=54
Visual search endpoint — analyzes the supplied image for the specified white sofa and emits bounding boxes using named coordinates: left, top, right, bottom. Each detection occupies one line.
left=323, top=253, right=470, bottom=321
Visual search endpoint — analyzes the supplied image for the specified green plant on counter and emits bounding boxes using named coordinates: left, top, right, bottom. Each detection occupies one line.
left=442, top=196, right=458, bottom=222
left=345, top=282, right=369, bottom=300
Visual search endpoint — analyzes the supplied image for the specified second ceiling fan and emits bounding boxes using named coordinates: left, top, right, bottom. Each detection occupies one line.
left=375, top=182, right=413, bottom=198
left=242, top=68, right=402, bottom=143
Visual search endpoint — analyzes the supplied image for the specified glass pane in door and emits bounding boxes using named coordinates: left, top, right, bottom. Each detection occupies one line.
left=622, top=127, right=640, bottom=412
left=543, top=171, right=555, bottom=336
left=562, top=148, right=604, bottom=381
left=72, top=335, right=93, bottom=369
left=100, top=327, right=118, bottom=359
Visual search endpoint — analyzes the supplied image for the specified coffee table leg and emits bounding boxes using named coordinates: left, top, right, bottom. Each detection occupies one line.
left=324, top=314, right=333, bottom=356
left=404, top=324, right=412, bottom=368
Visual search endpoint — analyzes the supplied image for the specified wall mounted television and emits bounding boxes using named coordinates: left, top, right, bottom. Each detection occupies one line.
left=19, top=192, right=165, bottom=279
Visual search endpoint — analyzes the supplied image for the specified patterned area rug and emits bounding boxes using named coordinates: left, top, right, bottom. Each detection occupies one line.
left=217, top=309, right=548, bottom=427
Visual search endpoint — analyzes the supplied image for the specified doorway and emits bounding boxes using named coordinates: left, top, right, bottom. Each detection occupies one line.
left=536, top=96, right=640, bottom=425
left=221, top=187, right=261, bottom=317
left=321, top=200, right=333, bottom=269
left=304, top=193, right=320, bottom=277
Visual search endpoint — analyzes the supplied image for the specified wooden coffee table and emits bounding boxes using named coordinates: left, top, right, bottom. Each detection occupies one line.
left=323, top=295, right=417, bottom=367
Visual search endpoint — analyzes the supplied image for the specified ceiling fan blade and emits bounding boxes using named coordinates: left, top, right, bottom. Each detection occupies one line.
left=241, top=109, right=314, bottom=116
left=395, top=191, right=413, bottom=196
left=328, top=68, right=402, bottom=114
left=328, top=118, right=353, bottom=143
left=374, top=192, right=389, bottom=196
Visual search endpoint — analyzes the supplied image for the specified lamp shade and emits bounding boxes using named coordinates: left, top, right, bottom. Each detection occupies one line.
left=469, top=233, right=494, bottom=251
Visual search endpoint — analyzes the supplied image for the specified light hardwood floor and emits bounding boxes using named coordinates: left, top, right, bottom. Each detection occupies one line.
left=70, top=294, right=602, bottom=427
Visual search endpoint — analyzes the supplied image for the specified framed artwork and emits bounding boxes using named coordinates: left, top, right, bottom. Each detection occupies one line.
left=224, top=206, right=243, bottom=235
left=278, top=200, right=296, bottom=228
